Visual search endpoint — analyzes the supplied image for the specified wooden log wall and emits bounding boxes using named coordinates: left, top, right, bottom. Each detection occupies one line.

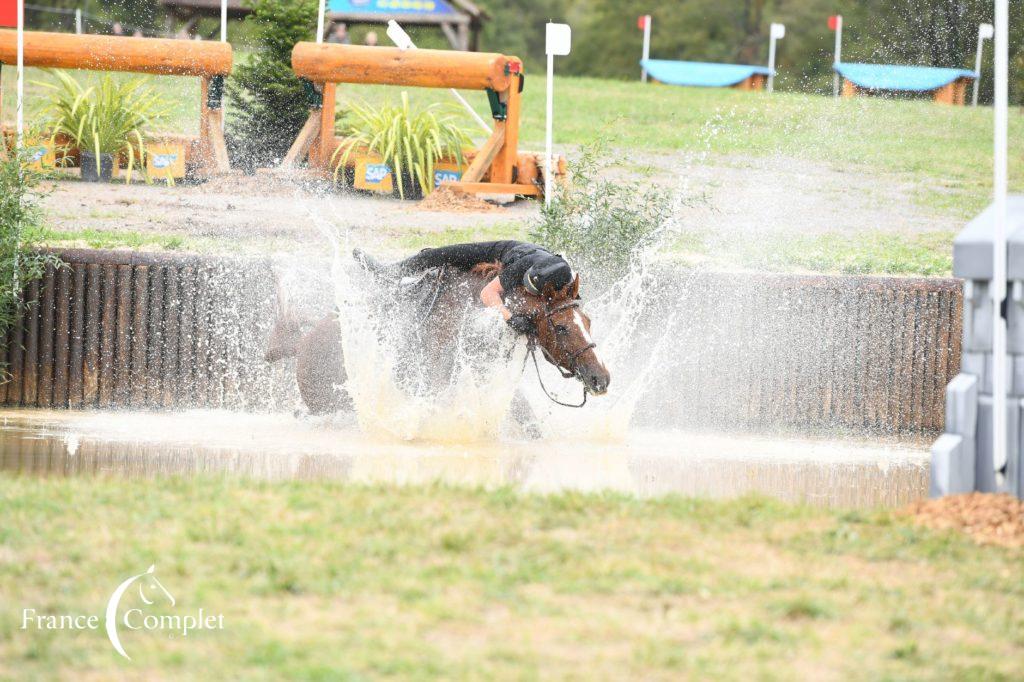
left=0, top=250, right=963, bottom=436
left=635, top=272, right=962, bottom=436
left=0, top=249, right=294, bottom=412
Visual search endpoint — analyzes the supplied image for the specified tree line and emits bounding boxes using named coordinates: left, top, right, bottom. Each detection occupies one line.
left=23, top=0, right=1024, bottom=103
left=477, top=0, right=1023, bottom=103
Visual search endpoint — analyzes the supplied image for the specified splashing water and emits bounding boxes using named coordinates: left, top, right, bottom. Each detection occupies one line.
left=285, top=119, right=733, bottom=444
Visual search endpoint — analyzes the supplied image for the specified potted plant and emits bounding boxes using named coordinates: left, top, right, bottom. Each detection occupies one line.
left=39, top=70, right=168, bottom=183
left=332, top=93, right=473, bottom=199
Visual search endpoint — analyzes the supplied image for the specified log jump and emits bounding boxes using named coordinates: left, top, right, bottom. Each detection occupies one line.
left=0, top=30, right=232, bottom=174
left=287, top=42, right=540, bottom=197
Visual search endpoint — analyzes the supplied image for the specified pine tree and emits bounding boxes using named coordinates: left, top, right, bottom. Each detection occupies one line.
left=227, top=0, right=317, bottom=170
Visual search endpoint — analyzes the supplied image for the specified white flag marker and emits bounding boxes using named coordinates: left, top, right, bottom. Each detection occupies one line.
left=973, top=23, right=994, bottom=107
left=316, top=0, right=325, bottom=43
left=829, top=15, right=843, bottom=99
left=992, top=2, right=1008, bottom=483
left=545, top=22, right=571, bottom=207
left=767, top=23, right=785, bottom=94
left=17, top=0, right=24, bottom=146
left=638, top=15, right=651, bottom=82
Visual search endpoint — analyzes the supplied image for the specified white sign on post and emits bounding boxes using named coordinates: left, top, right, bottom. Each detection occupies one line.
left=545, top=23, right=571, bottom=206
left=767, top=23, right=785, bottom=94
left=973, top=23, right=994, bottom=106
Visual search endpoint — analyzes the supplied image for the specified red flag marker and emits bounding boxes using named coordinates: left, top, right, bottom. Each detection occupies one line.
left=0, top=0, right=17, bottom=28
left=637, top=15, right=648, bottom=31
left=827, top=15, right=839, bottom=31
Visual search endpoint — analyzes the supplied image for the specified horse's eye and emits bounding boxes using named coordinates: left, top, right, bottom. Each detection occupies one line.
left=554, top=325, right=569, bottom=336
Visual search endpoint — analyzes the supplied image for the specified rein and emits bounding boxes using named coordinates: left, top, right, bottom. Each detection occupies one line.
left=525, top=298, right=595, bottom=409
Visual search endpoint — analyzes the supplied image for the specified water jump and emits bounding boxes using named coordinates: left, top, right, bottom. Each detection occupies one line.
left=266, top=240, right=610, bottom=417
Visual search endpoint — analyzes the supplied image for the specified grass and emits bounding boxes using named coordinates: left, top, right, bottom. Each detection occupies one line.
left=0, top=476, right=1019, bottom=679
left=39, top=227, right=185, bottom=251
left=1, top=66, right=199, bottom=135
left=672, top=229, right=956, bottom=276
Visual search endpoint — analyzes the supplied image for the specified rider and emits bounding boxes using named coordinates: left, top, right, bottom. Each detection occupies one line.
left=355, top=240, right=574, bottom=334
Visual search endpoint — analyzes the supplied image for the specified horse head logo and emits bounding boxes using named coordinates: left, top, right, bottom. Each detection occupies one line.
left=105, top=564, right=175, bottom=660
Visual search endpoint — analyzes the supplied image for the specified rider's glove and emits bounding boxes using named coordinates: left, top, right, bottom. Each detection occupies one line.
left=506, top=314, right=535, bottom=335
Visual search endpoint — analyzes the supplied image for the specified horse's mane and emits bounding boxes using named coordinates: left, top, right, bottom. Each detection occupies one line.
left=471, top=261, right=503, bottom=279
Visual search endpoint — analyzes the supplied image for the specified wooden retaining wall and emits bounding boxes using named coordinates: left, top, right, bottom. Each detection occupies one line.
left=636, top=271, right=962, bottom=435
left=0, top=250, right=963, bottom=436
left=0, top=250, right=292, bottom=412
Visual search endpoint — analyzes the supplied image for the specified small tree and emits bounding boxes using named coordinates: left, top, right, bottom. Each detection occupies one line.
left=0, top=153, right=57, bottom=369
left=228, top=0, right=317, bottom=170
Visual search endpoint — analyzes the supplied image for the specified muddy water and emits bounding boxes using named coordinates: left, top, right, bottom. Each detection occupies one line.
left=0, top=409, right=928, bottom=508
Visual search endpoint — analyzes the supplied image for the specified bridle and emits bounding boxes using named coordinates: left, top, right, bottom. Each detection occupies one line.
left=525, top=298, right=597, bottom=408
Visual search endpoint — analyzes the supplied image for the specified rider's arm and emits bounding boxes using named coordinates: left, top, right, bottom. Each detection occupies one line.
left=480, top=277, right=512, bottom=320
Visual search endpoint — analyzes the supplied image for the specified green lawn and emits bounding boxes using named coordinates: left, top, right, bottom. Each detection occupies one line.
left=0, top=476, right=1020, bottom=679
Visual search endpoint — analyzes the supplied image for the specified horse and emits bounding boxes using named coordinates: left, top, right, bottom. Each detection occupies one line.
left=265, top=259, right=610, bottom=417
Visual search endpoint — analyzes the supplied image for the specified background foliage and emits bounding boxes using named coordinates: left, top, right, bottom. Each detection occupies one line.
left=0, top=156, right=56, bottom=362
left=21, top=0, right=1024, bottom=104
left=226, top=0, right=319, bottom=169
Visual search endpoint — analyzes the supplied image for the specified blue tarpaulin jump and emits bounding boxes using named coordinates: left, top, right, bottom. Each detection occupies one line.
left=834, top=63, right=976, bottom=92
left=327, top=0, right=458, bottom=16
left=640, top=59, right=772, bottom=88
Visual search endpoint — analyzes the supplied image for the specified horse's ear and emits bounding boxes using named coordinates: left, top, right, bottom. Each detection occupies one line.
left=569, top=275, right=580, bottom=299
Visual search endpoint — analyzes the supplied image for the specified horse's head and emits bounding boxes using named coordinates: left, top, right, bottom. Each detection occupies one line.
left=512, top=276, right=610, bottom=395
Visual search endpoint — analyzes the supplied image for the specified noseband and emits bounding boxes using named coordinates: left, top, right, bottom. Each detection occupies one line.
left=525, top=299, right=597, bottom=408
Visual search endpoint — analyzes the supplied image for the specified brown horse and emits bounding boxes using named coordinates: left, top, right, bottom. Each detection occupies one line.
left=265, top=261, right=610, bottom=415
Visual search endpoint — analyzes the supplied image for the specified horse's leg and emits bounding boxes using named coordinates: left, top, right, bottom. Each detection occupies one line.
left=509, top=389, right=543, bottom=440
left=295, top=315, right=351, bottom=414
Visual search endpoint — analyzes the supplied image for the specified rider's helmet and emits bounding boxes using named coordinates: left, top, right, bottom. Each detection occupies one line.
left=523, top=258, right=574, bottom=296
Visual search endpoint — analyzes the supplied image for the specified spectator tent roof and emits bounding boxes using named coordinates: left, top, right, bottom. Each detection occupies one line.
left=833, top=63, right=976, bottom=92
left=640, top=59, right=772, bottom=88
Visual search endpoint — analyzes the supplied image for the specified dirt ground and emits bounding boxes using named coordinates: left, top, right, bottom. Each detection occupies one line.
left=37, top=151, right=962, bottom=257
left=906, top=493, right=1024, bottom=548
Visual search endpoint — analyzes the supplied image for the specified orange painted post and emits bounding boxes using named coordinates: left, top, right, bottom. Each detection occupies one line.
left=841, top=79, right=857, bottom=98
left=317, top=83, right=337, bottom=170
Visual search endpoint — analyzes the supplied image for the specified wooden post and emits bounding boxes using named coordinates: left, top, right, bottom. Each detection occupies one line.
left=53, top=265, right=72, bottom=408
left=841, top=79, right=857, bottom=98
left=37, top=267, right=56, bottom=408
left=315, top=82, right=337, bottom=170
left=98, top=265, right=117, bottom=407
left=82, top=264, right=102, bottom=407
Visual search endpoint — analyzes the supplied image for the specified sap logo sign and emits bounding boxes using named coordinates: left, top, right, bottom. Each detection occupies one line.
left=152, top=153, right=179, bottom=169
left=364, top=163, right=392, bottom=184
left=433, top=169, right=461, bottom=187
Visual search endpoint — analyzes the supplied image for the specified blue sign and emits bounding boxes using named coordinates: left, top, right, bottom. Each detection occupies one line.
left=433, top=168, right=461, bottom=187
left=364, top=163, right=392, bottom=184
left=152, top=153, right=179, bottom=170
left=328, top=0, right=457, bottom=16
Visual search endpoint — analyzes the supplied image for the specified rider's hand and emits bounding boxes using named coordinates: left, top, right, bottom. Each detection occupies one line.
left=506, top=313, right=534, bottom=335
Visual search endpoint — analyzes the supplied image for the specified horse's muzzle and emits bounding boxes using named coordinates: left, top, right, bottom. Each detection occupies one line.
left=578, top=365, right=610, bottom=396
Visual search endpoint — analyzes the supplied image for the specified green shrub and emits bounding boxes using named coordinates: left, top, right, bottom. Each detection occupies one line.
left=0, top=153, right=58, bottom=371
left=332, top=93, right=472, bottom=198
left=38, top=70, right=169, bottom=183
left=529, top=142, right=673, bottom=279
left=227, top=0, right=318, bottom=170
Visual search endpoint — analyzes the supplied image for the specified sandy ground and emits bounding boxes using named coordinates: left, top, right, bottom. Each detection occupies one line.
left=37, top=151, right=961, bottom=256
